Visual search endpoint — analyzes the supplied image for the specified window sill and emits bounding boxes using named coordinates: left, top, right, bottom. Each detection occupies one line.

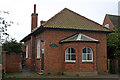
left=82, top=60, right=93, bottom=63
left=36, top=58, right=40, bottom=60
left=26, top=58, right=28, bottom=60
left=65, top=60, right=76, bottom=63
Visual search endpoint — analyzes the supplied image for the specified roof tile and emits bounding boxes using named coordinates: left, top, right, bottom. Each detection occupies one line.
left=44, top=8, right=109, bottom=31
left=107, top=14, right=120, bottom=28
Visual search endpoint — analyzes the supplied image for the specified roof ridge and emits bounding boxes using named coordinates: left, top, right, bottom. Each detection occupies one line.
left=44, top=8, right=108, bottom=30
left=107, top=14, right=120, bottom=17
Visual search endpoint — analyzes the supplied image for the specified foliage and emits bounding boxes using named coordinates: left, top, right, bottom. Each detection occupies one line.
left=0, top=11, right=17, bottom=43
left=2, top=39, right=23, bottom=54
left=107, top=28, right=120, bottom=58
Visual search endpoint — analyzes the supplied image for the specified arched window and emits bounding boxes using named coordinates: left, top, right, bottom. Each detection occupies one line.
left=82, top=47, right=93, bottom=62
left=65, top=47, right=76, bottom=62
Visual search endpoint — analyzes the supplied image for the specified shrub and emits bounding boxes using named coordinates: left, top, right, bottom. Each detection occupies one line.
left=2, top=40, right=23, bottom=54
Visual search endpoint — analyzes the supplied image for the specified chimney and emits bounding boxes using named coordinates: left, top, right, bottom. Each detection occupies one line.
left=34, top=4, right=36, bottom=13
left=40, top=20, right=46, bottom=25
left=31, top=4, right=38, bottom=32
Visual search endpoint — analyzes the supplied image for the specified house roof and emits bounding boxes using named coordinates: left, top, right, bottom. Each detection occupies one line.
left=59, top=33, right=99, bottom=43
left=107, top=14, right=120, bottom=28
left=43, top=8, right=109, bottom=31
left=21, top=8, right=110, bottom=42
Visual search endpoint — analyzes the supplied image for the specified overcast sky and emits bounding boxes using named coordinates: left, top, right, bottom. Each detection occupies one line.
left=0, top=0, right=120, bottom=42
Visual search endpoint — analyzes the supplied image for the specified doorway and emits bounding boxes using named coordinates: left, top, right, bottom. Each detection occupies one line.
left=41, top=49, right=44, bottom=71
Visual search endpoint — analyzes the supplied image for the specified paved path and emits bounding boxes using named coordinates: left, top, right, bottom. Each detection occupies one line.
left=0, top=64, right=2, bottom=80
left=3, top=67, right=120, bottom=79
left=2, top=78, right=120, bottom=80
left=5, top=68, right=39, bottom=78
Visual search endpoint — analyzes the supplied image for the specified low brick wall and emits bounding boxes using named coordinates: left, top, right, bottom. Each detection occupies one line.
left=118, top=54, right=120, bottom=74
left=109, top=59, right=119, bottom=74
left=2, top=52, right=22, bottom=72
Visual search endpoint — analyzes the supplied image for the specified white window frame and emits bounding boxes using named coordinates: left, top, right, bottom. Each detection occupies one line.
left=105, top=24, right=109, bottom=28
left=37, top=39, right=40, bottom=59
left=65, top=47, right=76, bottom=62
left=26, top=45, right=28, bottom=58
left=82, top=47, right=93, bottom=62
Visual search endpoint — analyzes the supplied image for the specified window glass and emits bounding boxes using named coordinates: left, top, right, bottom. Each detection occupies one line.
left=82, top=53, right=86, bottom=60
left=65, top=47, right=76, bottom=62
left=68, top=48, right=70, bottom=53
left=87, top=47, right=91, bottom=53
left=82, top=47, right=93, bottom=62
left=83, top=48, right=86, bottom=53
left=26, top=45, right=28, bottom=58
left=71, top=48, right=75, bottom=53
left=37, top=39, right=40, bottom=58
left=66, top=54, right=70, bottom=60
left=71, top=54, right=76, bottom=60
left=87, top=54, right=92, bottom=60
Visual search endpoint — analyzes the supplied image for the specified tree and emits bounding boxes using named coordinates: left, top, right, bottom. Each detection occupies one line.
left=0, top=11, right=14, bottom=43
left=2, top=39, right=23, bottom=54
left=107, top=28, right=120, bottom=59
left=0, top=11, right=18, bottom=55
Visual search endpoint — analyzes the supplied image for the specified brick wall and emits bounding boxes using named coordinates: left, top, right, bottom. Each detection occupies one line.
left=34, top=31, right=45, bottom=72
left=25, top=40, right=32, bottom=69
left=2, top=52, right=6, bottom=72
left=118, top=54, right=120, bottom=74
left=25, top=28, right=108, bottom=74
left=103, top=15, right=115, bottom=30
left=43, top=29, right=107, bottom=74
left=2, top=52, right=22, bottom=72
left=62, top=42, right=97, bottom=72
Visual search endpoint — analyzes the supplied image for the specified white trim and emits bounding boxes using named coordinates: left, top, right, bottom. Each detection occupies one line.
left=26, top=45, right=28, bottom=58
left=83, top=34, right=99, bottom=42
left=82, top=60, right=93, bottom=62
left=82, top=47, right=93, bottom=62
left=105, top=24, right=109, bottom=28
left=76, top=34, right=82, bottom=40
left=65, top=47, right=76, bottom=62
left=37, top=39, right=40, bottom=59
left=65, top=60, right=76, bottom=63
left=76, top=33, right=99, bottom=42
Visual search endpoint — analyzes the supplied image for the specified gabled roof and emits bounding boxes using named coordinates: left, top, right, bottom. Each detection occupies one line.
left=21, top=8, right=110, bottom=42
left=43, top=8, right=109, bottom=31
left=107, top=14, right=120, bottom=28
left=59, top=33, right=99, bottom=43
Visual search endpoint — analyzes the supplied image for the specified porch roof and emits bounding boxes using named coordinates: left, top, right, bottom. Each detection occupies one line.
left=59, top=33, right=99, bottom=43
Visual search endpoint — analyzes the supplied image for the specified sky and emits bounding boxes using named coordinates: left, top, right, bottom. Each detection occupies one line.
left=0, top=0, right=120, bottom=42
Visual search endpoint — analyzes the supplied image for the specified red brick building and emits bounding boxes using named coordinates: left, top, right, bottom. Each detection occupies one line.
left=103, top=14, right=120, bottom=30
left=103, top=14, right=120, bottom=74
left=21, top=4, right=109, bottom=75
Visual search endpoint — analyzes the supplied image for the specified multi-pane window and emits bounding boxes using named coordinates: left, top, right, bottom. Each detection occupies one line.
left=37, top=39, right=40, bottom=59
left=65, top=47, right=76, bottom=62
left=82, top=47, right=93, bottom=62
left=26, top=45, right=28, bottom=58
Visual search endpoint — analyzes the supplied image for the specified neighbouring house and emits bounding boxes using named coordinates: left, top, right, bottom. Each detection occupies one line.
left=21, top=4, right=110, bottom=75
left=103, top=14, right=120, bottom=30
left=103, top=14, right=120, bottom=74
